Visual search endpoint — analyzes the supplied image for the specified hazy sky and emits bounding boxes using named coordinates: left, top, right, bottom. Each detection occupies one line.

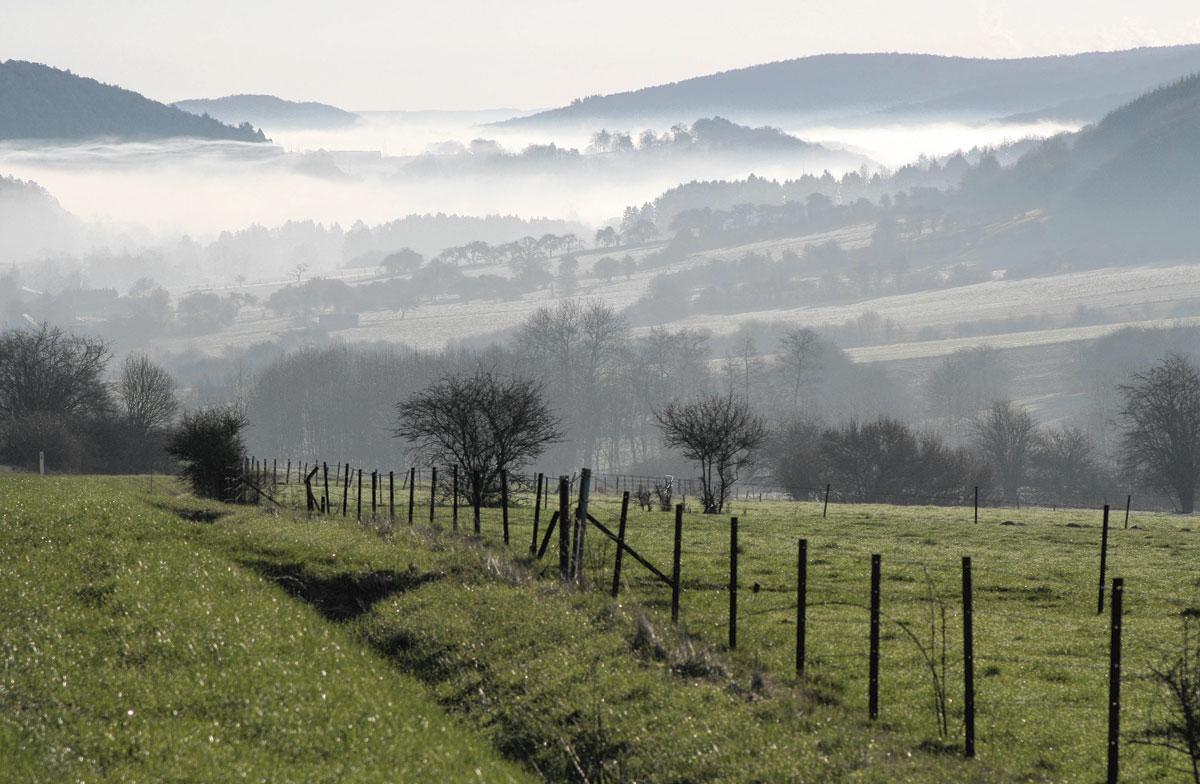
left=4, top=0, right=1200, bottom=110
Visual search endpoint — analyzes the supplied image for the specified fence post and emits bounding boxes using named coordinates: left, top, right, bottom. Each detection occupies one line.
left=869, top=553, right=881, bottom=720
left=611, top=491, right=629, bottom=598
left=729, top=516, right=738, bottom=649
left=962, top=556, right=976, bottom=759
left=573, top=468, right=592, bottom=584
left=558, top=476, right=570, bottom=581
left=408, top=466, right=416, bottom=525
left=430, top=466, right=438, bottom=525
left=1098, top=504, right=1110, bottom=615
left=974, top=486, right=979, bottom=524
left=356, top=469, right=362, bottom=521
left=452, top=465, right=459, bottom=531
left=342, top=464, right=349, bottom=516
left=531, top=473, right=544, bottom=555
left=1124, top=495, right=1131, bottom=529
left=286, top=459, right=291, bottom=484
left=671, top=504, right=684, bottom=623
left=273, top=458, right=278, bottom=486
left=501, top=470, right=510, bottom=545
left=823, top=483, right=831, bottom=518
left=472, top=470, right=481, bottom=535
left=371, top=471, right=377, bottom=518
left=322, top=462, right=329, bottom=515
left=797, top=538, right=807, bottom=676
left=1108, top=577, right=1124, bottom=784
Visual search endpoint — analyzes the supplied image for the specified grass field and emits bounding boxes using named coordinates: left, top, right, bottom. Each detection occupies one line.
left=3, top=473, right=1198, bottom=782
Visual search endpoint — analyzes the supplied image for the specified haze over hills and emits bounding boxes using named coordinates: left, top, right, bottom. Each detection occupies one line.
left=174, top=94, right=360, bottom=131
left=501, top=45, right=1200, bottom=128
left=0, top=60, right=266, bottom=142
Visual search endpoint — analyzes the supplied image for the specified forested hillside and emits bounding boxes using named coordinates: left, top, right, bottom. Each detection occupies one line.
left=0, top=61, right=266, bottom=141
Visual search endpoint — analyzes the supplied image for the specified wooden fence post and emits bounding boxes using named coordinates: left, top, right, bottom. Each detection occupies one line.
left=1098, top=504, right=1110, bottom=614
left=611, top=491, right=629, bottom=598
left=823, top=483, right=831, bottom=518
left=558, top=476, right=570, bottom=581
left=322, top=462, right=329, bottom=515
left=869, top=553, right=881, bottom=720
left=1124, top=495, right=1131, bottom=529
left=273, top=458, right=277, bottom=486
left=286, top=459, right=291, bottom=484
left=962, top=556, right=976, bottom=759
left=389, top=470, right=394, bottom=521
left=1108, top=577, right=1124, bottom=784
left=531, top=473, right=544, bottom=555
left=452, top=465, right=459, bottom=531
left=501, top=470, right=510, bottom=545
left=573, top=468, right=592, bottom=583
left=729, top=516, right=738, bottom=649
left=797, top=538, right=807, bottom=676
left=371, top=471, right=377, bottom=518
left=408, top=466, right=416, bottom=525
left=430, top=467, right=438, bottom=525
left=671, top=504, right=684, bottom=623
left=974, top=486, right=979, bottom=524
left=342, top=464, right=349, bottom=516
left=356, top=469, right=362, bottom=521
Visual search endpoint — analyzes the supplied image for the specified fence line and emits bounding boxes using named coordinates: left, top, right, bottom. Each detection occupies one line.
left=232, top=455, right=1185, bottom=779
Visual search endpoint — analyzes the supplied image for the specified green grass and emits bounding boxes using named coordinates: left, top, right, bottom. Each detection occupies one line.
left=0, top=475, right=530, bottom=783
left=4, top=473, right=1197, bottom=782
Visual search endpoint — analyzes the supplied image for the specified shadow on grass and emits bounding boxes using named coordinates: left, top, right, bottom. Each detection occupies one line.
left=239, top=559, right=440, bottom=622
left=152, top=501, right=231, bottom=524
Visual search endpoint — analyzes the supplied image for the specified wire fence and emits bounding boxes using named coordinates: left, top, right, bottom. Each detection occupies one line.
left=233, top=455, right=1194, bottom=782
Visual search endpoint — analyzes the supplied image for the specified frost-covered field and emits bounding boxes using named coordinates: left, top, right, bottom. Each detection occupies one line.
left=846, top=315, right=1200, bottom=363
left=666, top=261, right=1200, bottom=338
left=153, top=240, right=1200, bottom=363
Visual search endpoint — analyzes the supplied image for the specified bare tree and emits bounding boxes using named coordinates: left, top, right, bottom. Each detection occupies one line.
left=0, top=324, right=111, bottom=420
left=973, top=401, right=1040, bottom=501
left=656, top=393, right=768, bottom=513
left=395, top=370, right=562, bottom=510
left=1121, top=354, right=1200, bottom=513
left=1032, top=425, right=1105, bottom=500
left=777, top=327, right=821, bottom=413
left=1131, top=610, right=1200, bottom=783
left=119, top=354, right=178, bottom=435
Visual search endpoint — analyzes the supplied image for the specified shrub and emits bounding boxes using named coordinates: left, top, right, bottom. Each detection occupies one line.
left=166, top=406, right=247, bottom=501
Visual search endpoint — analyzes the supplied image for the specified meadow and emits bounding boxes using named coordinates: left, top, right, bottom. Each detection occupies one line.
left=3, top=472, right=1197, bottom=782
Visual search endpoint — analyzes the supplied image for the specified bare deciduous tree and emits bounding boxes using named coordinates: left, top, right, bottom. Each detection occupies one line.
left=1131, top=610, right=1200, bottom=783
left=1121, top=354, right=1200, bottom=513
left=656, top=393, right=768, bottom=514
left=777, top=327, right=822, bottom=413
left=119, top=354, right=178, bottom=434
left=395, top=370, right=562, bottom=510
left=0, top=324, right=111, bottom=420
left=973, top=401, right=1040, bottom=501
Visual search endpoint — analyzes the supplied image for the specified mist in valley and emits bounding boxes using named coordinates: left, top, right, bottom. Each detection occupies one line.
left=7, top=35, right=1200, bottom=518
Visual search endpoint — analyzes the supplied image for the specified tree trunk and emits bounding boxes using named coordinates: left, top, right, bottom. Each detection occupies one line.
left=1180, top=485, right=1195, bottom=515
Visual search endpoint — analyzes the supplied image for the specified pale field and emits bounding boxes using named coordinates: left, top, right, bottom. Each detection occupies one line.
left=150, top=217, right=1200, bottom=367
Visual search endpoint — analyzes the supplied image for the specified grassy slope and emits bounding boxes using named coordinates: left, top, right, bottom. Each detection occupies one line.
left=272, top=475, right=1196, bottom=782
left=0, top=475, right=529, bottom=783
left=4, top=474, right=1194, bottom=782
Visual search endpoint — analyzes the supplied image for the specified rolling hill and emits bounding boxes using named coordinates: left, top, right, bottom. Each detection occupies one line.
left=501, top=45, right=1200, bottom=128
left=0, top=60, right=266, bottom=142
left=174, top=94, right=360, bottom=130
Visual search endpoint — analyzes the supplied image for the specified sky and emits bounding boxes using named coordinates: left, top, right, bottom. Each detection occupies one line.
left=3, top=0, right=1200, bottom=110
